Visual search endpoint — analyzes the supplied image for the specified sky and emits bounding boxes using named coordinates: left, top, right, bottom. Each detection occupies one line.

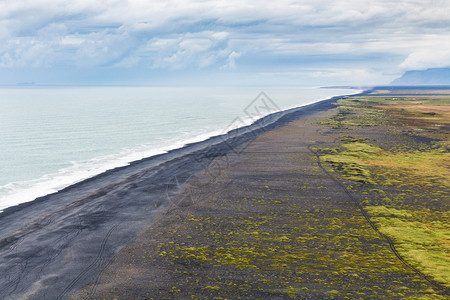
left=0, top=0, right=449, bottom=86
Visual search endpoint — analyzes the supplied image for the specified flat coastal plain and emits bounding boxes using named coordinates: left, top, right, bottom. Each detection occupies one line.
left=0, top=95, right=338, bottom=299
left=75, top=88, right=449, bottom=299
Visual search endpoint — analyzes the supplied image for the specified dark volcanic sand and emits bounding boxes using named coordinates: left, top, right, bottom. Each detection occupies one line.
left=72, top=96, right=446, bottom=298
left=0, top=97, right=340, bottom=299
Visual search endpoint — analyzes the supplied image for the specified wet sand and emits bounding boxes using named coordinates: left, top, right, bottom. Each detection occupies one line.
left=0, top=96, right=340, bottom=299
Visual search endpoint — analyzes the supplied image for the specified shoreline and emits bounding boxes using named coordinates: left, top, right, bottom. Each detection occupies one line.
left=0, top=93, right=358, bottom=299
left=0, top=91, right=364, bottom=217
left=0, top=88, right=361, bottom=214
left=73, top=87, right=449, bottom=299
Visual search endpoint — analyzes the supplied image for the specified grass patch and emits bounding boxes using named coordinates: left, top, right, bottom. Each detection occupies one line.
left=367, top=206, right=450, bottom=286
left=317, top=93, right=450, bottom=292
left=321, top=141, right=449, bottom=187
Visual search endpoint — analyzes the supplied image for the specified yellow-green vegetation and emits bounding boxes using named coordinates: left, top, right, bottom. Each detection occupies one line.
left=321, top=141, right=449, bottom=187
left=319, top=99, right=387, bottom=129
left=157, top=209, right=434, bottom=298
left=154, top=92, right=448, bottom=298
left=318, top=92, right=450, bottom=291
left=90, top=90, right=448, bottom=299
left=154, top=92, right=449, bottom=298
left=366, top=206, right=450, bottom=286
left=203, top=286, right=221, bottom=290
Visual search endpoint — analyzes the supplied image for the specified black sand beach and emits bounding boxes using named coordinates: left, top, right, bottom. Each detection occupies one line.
left=1, top=89, right=448, bottom=299
left=73, top=88, right=448, bottom=299
left=0, top=95, right=343, bottom=299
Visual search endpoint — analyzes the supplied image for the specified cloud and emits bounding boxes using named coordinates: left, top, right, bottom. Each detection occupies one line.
left=400, top=49, right=450, bottom=71
left=310, top=68, right=390, bottom=84
left=0, top=0, right=450, bottom=84
left=245, top=67, right=394, bottom=86
left=398, top=36, right=450, bottom=70
left=125, top=31, right=233, bottom=70
left=221, top=51, right=242, bottom=69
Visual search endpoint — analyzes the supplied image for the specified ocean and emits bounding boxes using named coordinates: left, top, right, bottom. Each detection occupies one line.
left=0, top=86, right=358, bottom=212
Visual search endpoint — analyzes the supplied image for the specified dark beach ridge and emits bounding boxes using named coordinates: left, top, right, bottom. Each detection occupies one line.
left=0, top=93, right=354, bottom=299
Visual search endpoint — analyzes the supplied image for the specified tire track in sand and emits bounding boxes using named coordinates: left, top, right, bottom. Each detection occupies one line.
left=56, top=224, right=118, bottom=300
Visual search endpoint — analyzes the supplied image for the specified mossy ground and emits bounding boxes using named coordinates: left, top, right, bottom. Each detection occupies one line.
left=317, top=91, right=449, bottom=291
left=75, top=89, right=449, bottom=299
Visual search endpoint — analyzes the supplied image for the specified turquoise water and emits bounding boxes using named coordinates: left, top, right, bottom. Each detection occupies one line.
left=0, top=86, right=358, bottom=211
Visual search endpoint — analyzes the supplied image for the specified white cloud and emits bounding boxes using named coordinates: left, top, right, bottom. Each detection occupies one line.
left=251, top=67, right=394, bottom=86
left=397, top=36, right=450, bottom=70
left=311, top=68, right=388, bottom=84
left=134, top=31, right=233, bottom=69
left=221, top=51, right=242, bottom=70
left=400, top=49, right=450, bottom=71
left=60, top=36, right=85, bottom=46
left=0, top=0, right=450, bottom=84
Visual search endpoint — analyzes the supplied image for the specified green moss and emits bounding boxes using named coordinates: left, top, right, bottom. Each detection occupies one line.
left=321, top=141, right=449, bottom=187
left=328, top=290, right=341, bottom=295
left=365, top=206, right=412, bottom=218
left=368, top=207, right=450, bottom=286
left=312, top=147, right=339, bottom=154
left=321, top=145, right=375, bottom=184
left=320, top=98, right=387, bottom=129
left=315, top=94, right=450, bottom=292
left=149, top=94, right=450, bottom=298
left=203, top=286, right=220, bottom=290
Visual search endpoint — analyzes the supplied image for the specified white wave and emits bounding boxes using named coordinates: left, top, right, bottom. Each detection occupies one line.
left=0, top=88, right=361, bottom=213
left=0, top=129, right=228, bottom=212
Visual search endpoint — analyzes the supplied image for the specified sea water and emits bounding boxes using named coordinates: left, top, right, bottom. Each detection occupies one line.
left=0, top=86, right=358, bottom=211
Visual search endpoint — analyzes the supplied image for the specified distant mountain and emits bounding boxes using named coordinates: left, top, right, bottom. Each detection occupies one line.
left=391, top=68, right=450, bottom=85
